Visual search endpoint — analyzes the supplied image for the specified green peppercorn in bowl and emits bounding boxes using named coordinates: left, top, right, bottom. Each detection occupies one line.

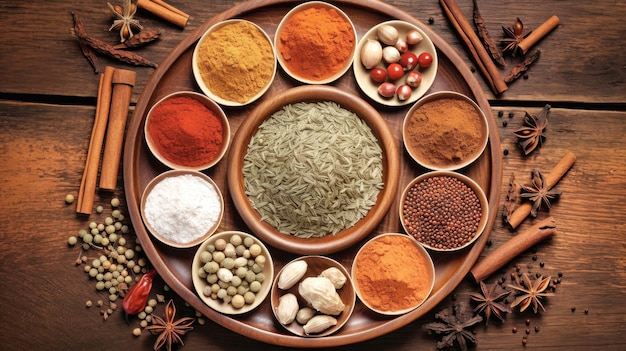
left=191, top=231, right=275, bottom=315
left=399, top=171, right=489, bottom=252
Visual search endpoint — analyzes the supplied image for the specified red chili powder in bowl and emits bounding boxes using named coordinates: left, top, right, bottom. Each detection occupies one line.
left=147, top=95, right=224, bottom=168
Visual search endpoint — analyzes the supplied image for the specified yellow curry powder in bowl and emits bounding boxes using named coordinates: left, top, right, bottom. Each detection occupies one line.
left=193, top=19, right=277, bottom=106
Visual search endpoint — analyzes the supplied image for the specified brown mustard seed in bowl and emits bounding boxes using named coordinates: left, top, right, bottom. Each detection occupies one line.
left=402, top=175, right=482, bottom=250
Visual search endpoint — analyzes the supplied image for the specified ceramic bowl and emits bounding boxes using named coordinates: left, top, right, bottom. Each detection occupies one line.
left=270, top=255, right=355, bottom=337
left=351, top=233, right=435, bottom=315
left=192, top=19, right=277, bottom=106
left=140, top=170, right=223, bottom=248
left=274, top=1, right=357, bottom=84
left=144, top=91, right=230, bottom=171
left=227, top=85, right=400, bottom=255
left=402, top=91, right=489, bottom=171
left=191, top=231, right=275, bottom=315
left=353, top=20, right=438, bottom=107
left=399, top=171, right=489, bottom=251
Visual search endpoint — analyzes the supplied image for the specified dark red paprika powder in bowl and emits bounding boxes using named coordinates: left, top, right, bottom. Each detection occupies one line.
left=144, top=91, right=230, bottom=171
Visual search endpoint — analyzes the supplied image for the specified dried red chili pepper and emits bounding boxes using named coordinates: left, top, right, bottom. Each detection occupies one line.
left=123, top=270, right=157, bottom=316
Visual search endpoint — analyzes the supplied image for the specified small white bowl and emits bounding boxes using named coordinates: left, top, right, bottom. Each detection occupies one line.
left=402, top=91, right=489, bottom=171
left=144, top=91, right=230, bottom=171
left=351, top=233, right=435, bottom=315
left=275, top=1, right=357, bottom=84
left=399, top=171, right=489, bottom=251
left=141, top=170, right=224, bottom=248
left=192, top=19, right=277, bottom=106
left=353, top=20, right=438, bottom=107
left=192, top=231, right=274, bottom=315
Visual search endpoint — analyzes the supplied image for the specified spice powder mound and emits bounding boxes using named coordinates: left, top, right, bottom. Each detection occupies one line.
left=404, top=97, right=485, bottom=168
left=354, top=235, right=433, bottom=313
left=196, top=21, right=274, bottom=103
left=402, top=176, right=482, bottom=250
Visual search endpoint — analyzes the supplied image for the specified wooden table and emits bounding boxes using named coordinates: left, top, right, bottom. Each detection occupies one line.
left=1, top=0, right=624, bottom=350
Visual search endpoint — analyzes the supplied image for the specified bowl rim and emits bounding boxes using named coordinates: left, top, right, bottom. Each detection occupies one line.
left=191, top=230, right=275, bottom=315
left=192, top=19, right=277, bottom=106
left=351, top=233, right=435, bottom=315
left=270, top=255, right=356, bottom=337
left=227, top=85, right=400, bottom=255
left=353, top=20, right=438, bottom=107
left=274, top=1, right=358, bottom=84
left=140, top=169, right=224, bottom=248
left=402, top=90, right=489, bottom=171
left=398, top=170, right=489, bottom=251
left=144, top=91, right=231, bottom=171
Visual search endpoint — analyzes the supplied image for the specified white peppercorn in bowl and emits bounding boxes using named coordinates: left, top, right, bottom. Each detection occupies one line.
left=270, top=255, right=356, bottom=337
left=140, top=170, right=224, bottom=248
left=399, top=171, right=489, bottom=251
left=192, top=231, right=275, bottom=315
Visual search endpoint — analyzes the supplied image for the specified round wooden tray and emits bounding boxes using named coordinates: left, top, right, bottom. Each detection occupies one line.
left=123, top=0, right=503, bottom=347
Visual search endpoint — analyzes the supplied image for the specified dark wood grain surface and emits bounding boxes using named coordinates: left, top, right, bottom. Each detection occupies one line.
left=1, top=0, right=625, bottom=350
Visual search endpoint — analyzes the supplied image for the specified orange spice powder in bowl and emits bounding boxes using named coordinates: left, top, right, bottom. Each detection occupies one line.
left=351, top=233, right=435, bottom=315
left=275, top=1, right=357, bottom=84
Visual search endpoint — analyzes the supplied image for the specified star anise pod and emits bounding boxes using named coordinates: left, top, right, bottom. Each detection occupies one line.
left=107, top=0, right=143, bottom=42
left=423, top=302, right=483, bottom=351
left=470, top=281, right=512, bottom=324
left=146, top=299, right=194, bottom=351
left=520, top=169, right=561, bottom=217
left=501, top=17, right=531, bottom=56
left=513, top=104, right=550, bottom=155
left=508, top=273, right=554, bottom=313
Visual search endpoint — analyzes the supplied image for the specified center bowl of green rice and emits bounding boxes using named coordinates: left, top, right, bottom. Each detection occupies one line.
left=227, top=85, right=400, bottom=255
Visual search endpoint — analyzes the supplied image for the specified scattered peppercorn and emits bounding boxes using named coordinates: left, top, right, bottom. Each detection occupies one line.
left=503, top=148, right=509, bottom=156
left=502, top=120, right=508, bottom=127
left=508, top=112, right=515, bottom=118
left=498, top=110, right=504, bottom=117
left=470, top=66, right=476, bottom=73
left=65, top=194, right=75, bottom=204
left=523, top=74, right=529, bottom=79
left=525, top=328, right=531, bottom=334
left=522, top=336, right=527, bottom=345
left=571, top=307, right=576, bottom=312
left=428, top=17, right=434, bottom=24
left=532, top=255, right=537, bottom=261
left=486, top=239, right=492, bottom=247
left=512, top=327, right=518, bottom=333
left=558, top=272, right=563, bottom=277
left=525, top=319, right=530, bottom=325
left=584, top=308, right=589, bottom=314
left=534, top=326, right=540, bottom=332
left=540, top=262, right=545, bottom=268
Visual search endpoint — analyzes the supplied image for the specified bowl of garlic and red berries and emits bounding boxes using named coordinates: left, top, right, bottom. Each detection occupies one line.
left=353, top=20, right=438, bottom=107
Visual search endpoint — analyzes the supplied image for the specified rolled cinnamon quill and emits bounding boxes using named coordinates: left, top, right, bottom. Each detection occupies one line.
left=470, top=216, right=556, bottom=283
left=137, top=0, right=189, bottom=28
left=99, top=69, right=136, bottom=192
left=440, top=0, right=508, bottom=95
left=507, top=151, right=576, bottom=229
left=518, top=15, right=560, bottom=55
left=76, top=66, right=115, bottom=215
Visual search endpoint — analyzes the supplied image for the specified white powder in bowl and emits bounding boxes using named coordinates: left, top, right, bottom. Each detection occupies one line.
left=144, top=173, right=222, bottom=244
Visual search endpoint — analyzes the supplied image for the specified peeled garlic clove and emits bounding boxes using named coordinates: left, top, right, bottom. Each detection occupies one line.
left=303, top=315, right=338, bottom=335
left=377, top=24, right=399, bottom=45
left=319, top=267, right=347, bottom=289
left=360, top=39, right=383, bottom=69
left=277, top=260, right=308, bottom=290
left=382, top=46, right=401, bottom=64
left=296, top=307, right=316, bottom=325
left=298, top=277, right=345, bottom=316
left=275, top=293, right=299, bottom=325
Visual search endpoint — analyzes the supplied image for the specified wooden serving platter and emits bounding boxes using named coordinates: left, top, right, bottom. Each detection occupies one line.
left=123, top=0, right=502, bottom=347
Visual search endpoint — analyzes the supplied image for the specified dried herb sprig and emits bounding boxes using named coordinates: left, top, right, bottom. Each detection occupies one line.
left=472, top=0, right=506, bottom=67
left=70, top=12, right=158, bottom=68
left=505, top=49, right=541, bottom=83
left=423, top=302, right=483, bottom=351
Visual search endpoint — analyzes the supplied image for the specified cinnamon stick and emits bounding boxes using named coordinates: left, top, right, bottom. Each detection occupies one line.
left=518, top=15, right=560, bottom=55
left=440, top=0, right=508, bottom=95
left=137, top=0, right=189, bottom=28
left=99, top=69, right=136, bottom=191
left=76, top=66, right=115, bottom=215
left=470, top=216, right=556, bottom=283
left=507, top=151, right=576, bottom=229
